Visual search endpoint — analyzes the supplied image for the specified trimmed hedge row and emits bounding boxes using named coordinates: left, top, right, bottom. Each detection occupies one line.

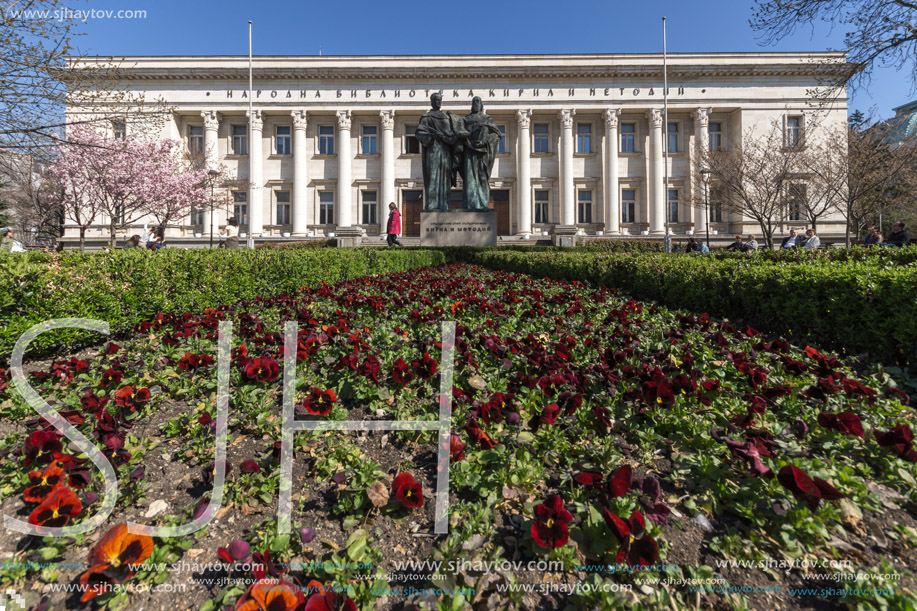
left=704, top=244, right=917, bottom=265
left=0, top=248, right=443, bottom=359
left=460, top=250, right=917, bottom=366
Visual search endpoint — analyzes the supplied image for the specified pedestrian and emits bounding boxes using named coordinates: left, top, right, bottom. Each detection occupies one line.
left=0, top=228, right=14, bottom=252
left=781, top=229, right=800, bottom=248
left=802, top=228, right=820, bottom=250
left=386, top=202, right=402, bottom=247
left=725, top=235, right=745, bottom=252
left=863, top=226, right=883, bottom=246
left=745, top=234, right=759, bottom=251
left=221, top=216, right=240, bottom=249
left=885, top=222, right=911, bottom=247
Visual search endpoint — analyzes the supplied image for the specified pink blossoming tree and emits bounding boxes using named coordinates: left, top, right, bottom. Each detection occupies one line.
left=48, top=125, right=208, bottom=250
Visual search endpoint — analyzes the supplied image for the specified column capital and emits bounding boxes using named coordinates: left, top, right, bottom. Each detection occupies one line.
left=516, top=109, right=532, bottom=129
left=694, top=107, right=712, bottom=129
left=201, top=110, right=220, bottom=131
left=558, top=109, right=575, bottom=129
left=646, top=108, right=663, bottom=129
left=247, top=109, right=263, bottom=131
left=380, top=109, right=395, bottom=130
left=292, top=110, right=307, bottom=131
left=336, top=110, right=352, bottom=130
left=603, top=108, right=620, bottom=128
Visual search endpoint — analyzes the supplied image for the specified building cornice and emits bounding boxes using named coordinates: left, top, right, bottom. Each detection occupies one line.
left=68, top=52, right=854, bottom=82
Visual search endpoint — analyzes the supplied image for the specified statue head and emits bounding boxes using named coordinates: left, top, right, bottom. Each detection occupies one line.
left=430, top=92, right=443, bottom=110
left=471, top=96, right=483, bottom=113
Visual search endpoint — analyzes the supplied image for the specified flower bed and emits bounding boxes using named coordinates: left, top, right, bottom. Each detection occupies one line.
left=0, top=248, right=444, bottom=359
left=460, top=250, right=917, bottom=366
left=0, top=263, right=914, bottom=610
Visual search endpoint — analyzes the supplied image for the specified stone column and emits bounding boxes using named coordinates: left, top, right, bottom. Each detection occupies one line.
left=647, top=108, right=664, bottom=234
left=202, top=111, right=220, bottom=234
left=603, top=108, right=620, bottom=234
left=380, top=110, right=395, bottom=209
left=336, top=110, right=353, bottom=229
left=559, top=109, right=576, bottom=226
left=292, top=110, right=309, bottom=235
left=693, top=108, right=711, bottom=233
left=516, top=109, right=532, bottom=235
left=248, top=109, right=264, bottom=236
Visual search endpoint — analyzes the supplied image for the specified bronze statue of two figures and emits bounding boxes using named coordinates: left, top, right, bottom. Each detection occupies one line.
left=416, top=93, right=502, bottom=212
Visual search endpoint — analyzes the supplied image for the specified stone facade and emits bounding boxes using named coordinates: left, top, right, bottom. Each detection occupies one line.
left=65, top=52, right=851, bottom=243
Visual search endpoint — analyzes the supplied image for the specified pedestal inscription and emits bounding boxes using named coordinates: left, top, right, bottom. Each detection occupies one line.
left=420, top=211, right=497, bottom=247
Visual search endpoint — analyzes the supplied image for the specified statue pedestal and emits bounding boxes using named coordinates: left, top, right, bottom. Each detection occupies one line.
left=334, top=226, right=365, bottom=248
left=420, top=211, right=497, bottom=247
left=552, top=225, right=579, bottom=247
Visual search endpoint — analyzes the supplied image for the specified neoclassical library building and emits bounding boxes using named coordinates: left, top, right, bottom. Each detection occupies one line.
left=66, top=52, right=850, bottom=244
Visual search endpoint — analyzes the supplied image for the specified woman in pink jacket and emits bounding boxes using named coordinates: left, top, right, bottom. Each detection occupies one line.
left=386, top=202, right=402, bottom=246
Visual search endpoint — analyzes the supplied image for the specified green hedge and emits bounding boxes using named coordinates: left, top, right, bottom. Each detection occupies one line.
left=704, top=244, right=917, bottom=265
left=460, top=250, right=917, bottom=366
left=0, top=248, right=443, bottom=360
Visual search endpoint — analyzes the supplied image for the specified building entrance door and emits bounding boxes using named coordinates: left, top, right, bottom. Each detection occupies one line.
left=489, top=189, right=510, bottom=235
left=402, top=190, right=423, bottom=237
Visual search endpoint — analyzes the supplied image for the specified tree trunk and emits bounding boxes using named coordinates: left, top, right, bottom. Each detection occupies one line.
left=79, top=227, right=86, bottom=252
left=109, top=224, right=117, bottom=249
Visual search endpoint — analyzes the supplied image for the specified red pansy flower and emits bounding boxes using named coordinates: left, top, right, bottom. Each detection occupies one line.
left=392, top=472, right=423, bottom=508
left=23, top=431, right=62, bottom=467
left=300, top=387, right=337, bottom=416
left=23, top=461, right=66, bottom=503
left=531, top=494, right=573, bottom=549
left=100, top=368, right=122, bottom=388
left=449, top=433, right=466, bottom=462
left=236, top=578, right=306, bottom=611
left=602, top=509, right=660, bottom=567
left=78, top=523, right=154, bottom=602
left=777, top=465, right=845, bottom=510
left=874, top=424, right=917, bottom=462
left=240, top=459, right=261, bottom=474
left=28, top=486, right=82, bottom=528
left=817, top=412, right=865, bottom=438
left=243, top=356, right=280, bottom=383
left=392, top=358, right=414, bottom=386
left=303, top=580, right=358, bottom=611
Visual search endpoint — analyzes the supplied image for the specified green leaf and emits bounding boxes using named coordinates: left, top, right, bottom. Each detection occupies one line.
left=347, top=529, right=368, bottom=562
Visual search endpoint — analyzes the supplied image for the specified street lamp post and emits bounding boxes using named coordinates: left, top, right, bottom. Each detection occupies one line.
left=207, top=169, right=218, bottom=248
left=700, top=168, right=711, bottom=250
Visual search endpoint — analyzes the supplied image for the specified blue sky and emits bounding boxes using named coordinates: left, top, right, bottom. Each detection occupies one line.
left=69, top=0, right=907, bottom=118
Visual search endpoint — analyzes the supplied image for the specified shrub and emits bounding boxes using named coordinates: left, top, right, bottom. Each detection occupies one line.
left=0, top=248, right=443, bottom=360
left=461, top=250, right=917, bottom=366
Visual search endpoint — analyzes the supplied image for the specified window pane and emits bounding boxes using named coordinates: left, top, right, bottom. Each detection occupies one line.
left=533, top=124, right=548, bottom=134
left=319, top=191, right=334, bottom=203
left=497, top=125, right=506, bottom=154
left=405, top=125, right=419, bottom=154
left=276, top=191, right=290, bottom=203
left=276, top=126, right=291, bottom=136
left=362, top=191, right=377, bottom=225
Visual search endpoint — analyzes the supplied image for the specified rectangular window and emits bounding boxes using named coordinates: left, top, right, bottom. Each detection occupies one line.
left=786, top=117, right=802, bottom=148
left=534, top=190, right=549, bottom=224
left=112, top=120, right=126, bottom=140
left=361, top=125, right=378, bottom=155
left=667, top=189, right=679, bottom=223
left=787, top=184, right=806, bottom=221
left=709, top=122, right=723, bottom=152
left=233, top=191, right=248, bottom=226
left=276, top=190, right=291, bottom=225
left=361, top=190, right=378, bottom=225
left=622, top=189, right=636, bottom=223
left=114, top=204, right=125, bottom=224
left=497, top=125, right=506, bottom=154
left=191, top=208, right=205, bottom=226
left=667, top=122, right=679, bottom=153
left=577, top=190, right=593, bottom=224
left=275, top=125, right=291, bottom=155
left=319, top=191, right=334, bottom=225
left=620, top=123, right=636, bottom=153
left=577, top=123, right=591, bottom=153
left=404, top=125, right=420, bottom=154
left=187, top=125, right=204, bottom=156
left=232, top=125, right=248, bottom=156
left=318, top=125, right=335, bottom=155
left=710, top=186, right=725, bottom=223
left=533, top=123, right=549, bottom=153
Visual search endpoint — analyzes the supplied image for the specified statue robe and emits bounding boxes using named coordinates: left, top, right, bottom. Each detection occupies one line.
left=460, top=111, right=502, bottom=211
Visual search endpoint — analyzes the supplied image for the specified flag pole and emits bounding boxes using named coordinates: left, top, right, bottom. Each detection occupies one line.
left=663, top=16, right=671, bottom=254
left=247, top=20, right=255, bottom=249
